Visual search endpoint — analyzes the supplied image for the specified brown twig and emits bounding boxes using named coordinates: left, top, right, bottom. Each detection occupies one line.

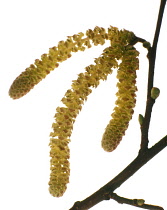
left=140, top=0, right=167, bottom=152
left=69, top=0, right=167, bottom=209
left=110, top=193, right=164, bottom=210
left=69, top=136, right=167, bottom=210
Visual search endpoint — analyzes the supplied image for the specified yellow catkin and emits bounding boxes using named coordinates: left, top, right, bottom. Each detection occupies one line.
left=49, top=29, right=137, bottom=196
left=9, top=26, right=135, bottom=99
left=9, top=26, right=138, bottom=197
left=9, top=27, right=105, bottom=99
left=48, top=44, right=124, bottom=197
left=101, top=46, right=139, bottom=152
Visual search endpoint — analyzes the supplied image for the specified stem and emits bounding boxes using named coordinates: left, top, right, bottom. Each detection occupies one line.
left=140, top=0, right=166, bottom=151
left=69, top=135, right=167, bottom=210
left=111, top=193, right=164, bottom=209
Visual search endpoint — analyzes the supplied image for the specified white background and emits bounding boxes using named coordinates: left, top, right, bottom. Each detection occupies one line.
left=1, top=0, right=167, bottom=209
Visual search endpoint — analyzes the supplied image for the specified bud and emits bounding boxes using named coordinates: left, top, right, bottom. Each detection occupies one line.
left=151, top=87, right=160, bottom=99
left=143, top=41, right=151, bottom=49
left=136, top=199, right=145, bottom=206
left=138, top=114, right=144, bottom=126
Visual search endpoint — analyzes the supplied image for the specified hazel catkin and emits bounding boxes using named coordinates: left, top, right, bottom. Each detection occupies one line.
left=101, top=46, right=139, bottom=152
left=9, top=26, right=139, bottom=197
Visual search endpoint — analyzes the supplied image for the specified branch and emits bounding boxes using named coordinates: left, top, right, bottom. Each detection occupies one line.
left=111, top=193, right=164, bottom=210
left=69, top=135, right=167, bottom=210
left=140, top=0, right=167, bottom=152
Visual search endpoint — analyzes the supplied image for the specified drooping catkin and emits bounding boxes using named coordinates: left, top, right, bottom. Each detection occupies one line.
left=48, top=32, right=137, bottom=196
left=101, top=45, right=139, bottom=152
left=9, top=26, right=135, bottom=99
left=9, top=26, right=138, bottom=197
left=48, top=45, right=123, bottom=197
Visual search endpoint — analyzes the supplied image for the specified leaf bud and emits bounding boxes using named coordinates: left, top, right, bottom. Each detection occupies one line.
left=143, top=41, right=151, bottom=49
left=136, top=199, right=145, bottom=206
left=138, top=114, right=144, bottom=126
left=151, top=87, right=160, bottom=99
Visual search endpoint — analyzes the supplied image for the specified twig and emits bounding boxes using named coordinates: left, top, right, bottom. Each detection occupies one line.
left=111, top=193, right=164, bottom=210
left=140, top=0, right=167, bottom=152
left=69, top=135, right=167, bottom=210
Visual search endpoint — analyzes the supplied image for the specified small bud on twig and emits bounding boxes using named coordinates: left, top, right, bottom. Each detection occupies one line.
left=151, top=87, right=160, bottom=99
left=138, top=114, right=144, bottom=126
left=143, top=41, right=151, bottom=49
left=136, top=199, right=145, bottom=206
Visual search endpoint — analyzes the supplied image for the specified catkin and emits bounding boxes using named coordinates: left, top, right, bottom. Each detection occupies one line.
left=48, top=45, right=122, bottom=197
left=9, top=26, right=138, bottom=197
left=49, top=39, right=137, bottom=197
left=101, top=46, right=139, bottom=152
left=9, top=26, right=135, bottom=99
